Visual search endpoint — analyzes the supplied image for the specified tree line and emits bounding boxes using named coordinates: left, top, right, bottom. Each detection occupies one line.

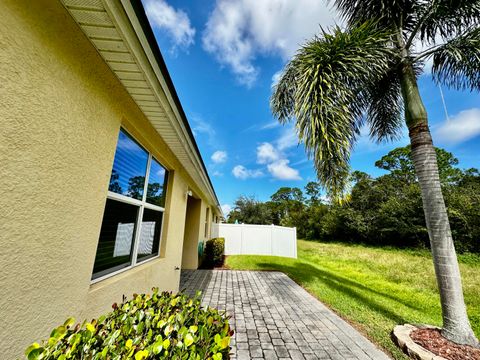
left=227, top=146, right=480, bottom=254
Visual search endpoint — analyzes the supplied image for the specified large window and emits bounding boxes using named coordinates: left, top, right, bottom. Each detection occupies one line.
left=92, top=129, right=168, bottom=281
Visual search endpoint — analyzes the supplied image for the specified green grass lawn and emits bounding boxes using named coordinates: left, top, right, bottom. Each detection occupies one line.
left=225, top=240, right=480, bottom=359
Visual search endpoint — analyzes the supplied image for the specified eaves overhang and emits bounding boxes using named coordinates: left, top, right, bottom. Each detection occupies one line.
left=60, top=0, right=221, bottom=213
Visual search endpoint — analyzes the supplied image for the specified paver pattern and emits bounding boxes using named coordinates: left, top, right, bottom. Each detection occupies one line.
left=181, top=270, right=390, bottom=360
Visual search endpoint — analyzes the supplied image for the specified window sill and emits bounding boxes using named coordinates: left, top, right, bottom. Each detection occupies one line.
left=90, top=255, right=164, bottom=287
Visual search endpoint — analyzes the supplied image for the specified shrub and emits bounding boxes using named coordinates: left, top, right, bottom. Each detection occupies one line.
left=25, top=289, right=232, bottom=360
left=205, top=238, right=225, bottom=267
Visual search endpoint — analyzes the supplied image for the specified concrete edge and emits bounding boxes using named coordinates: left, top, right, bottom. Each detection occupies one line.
left=392, top=324, right=447, bottom=360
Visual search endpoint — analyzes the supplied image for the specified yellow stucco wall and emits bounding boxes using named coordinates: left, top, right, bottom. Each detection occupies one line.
left=0, top=1, right=218, bottom=358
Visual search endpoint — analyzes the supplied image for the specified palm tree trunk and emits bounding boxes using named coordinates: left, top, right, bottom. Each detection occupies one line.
left=400, top=63, right=478, bottom=346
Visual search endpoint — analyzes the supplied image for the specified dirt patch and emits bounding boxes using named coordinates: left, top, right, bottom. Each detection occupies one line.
left=411, top=328, right=480, bottom=360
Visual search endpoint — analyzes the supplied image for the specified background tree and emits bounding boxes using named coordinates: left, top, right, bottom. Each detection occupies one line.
left=270, top=187, right=305, bottom=203
left=270, top=187, right=304, bottom=217
left=271, top=0, right=480, bottom=346
left=375, top=146, right=463, bottom=185
left=227, top=196, right=273, bottom=225
left=305, top=181, right=322, bottom=205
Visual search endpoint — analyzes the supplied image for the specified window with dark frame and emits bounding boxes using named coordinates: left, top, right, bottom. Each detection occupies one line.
left=204, top=207, right=210, bottom=238
left=92, top=129, right=168, bottom=281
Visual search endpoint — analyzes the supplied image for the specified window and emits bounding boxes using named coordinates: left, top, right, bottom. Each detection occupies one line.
left=204, top=207, right=210, bottom=238
left=92, top=129, right=168, bottom=281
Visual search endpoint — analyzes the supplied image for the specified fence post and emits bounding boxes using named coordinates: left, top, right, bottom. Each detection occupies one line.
left=240, top=223, right=244, bottom=255
left=270, top=224, right=274, bottom=256
left=293, top=227, right=297, bottom=258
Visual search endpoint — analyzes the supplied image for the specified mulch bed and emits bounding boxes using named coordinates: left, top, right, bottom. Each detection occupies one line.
left=411, top=328, right=480, bottom=360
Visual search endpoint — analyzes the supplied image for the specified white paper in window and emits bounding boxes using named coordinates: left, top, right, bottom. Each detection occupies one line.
left=138, top=221, right=156, bottom=255
left=113, top=222, right=134, bottom=257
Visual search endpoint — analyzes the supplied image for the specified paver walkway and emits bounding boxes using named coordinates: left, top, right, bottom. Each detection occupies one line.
left=181, top=270, right=390, bottom=360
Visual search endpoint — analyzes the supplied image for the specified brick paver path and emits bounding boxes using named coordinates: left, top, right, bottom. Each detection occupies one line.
left=181, top=270, right=390, bottom=360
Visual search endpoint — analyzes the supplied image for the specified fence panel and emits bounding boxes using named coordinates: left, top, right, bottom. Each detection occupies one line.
left=211, top=223, right=297, bottom=258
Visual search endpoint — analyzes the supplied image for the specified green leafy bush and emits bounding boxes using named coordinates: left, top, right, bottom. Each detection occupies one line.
left=25, top=289, right=232, bottom=360
left=205, top=238, right=225, bottom=267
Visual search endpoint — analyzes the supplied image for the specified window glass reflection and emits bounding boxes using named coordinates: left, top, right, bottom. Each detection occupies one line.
left=109, top=130, right=148, bottom=200
left=146, top=158, right=168, bottom=207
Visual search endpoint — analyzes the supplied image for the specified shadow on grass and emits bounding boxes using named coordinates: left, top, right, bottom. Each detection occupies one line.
left=254, top=261, right=416, bottom=325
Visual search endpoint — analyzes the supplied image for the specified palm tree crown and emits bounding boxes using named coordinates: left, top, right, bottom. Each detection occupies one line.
left=272, top=0, right=480, bottom=196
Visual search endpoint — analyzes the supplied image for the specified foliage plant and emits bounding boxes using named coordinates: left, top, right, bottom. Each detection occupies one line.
left=271, top=0, right=480, bottom=346
left=205, top=238, right=225, bottom=267
left=24, top=289, right=232, bottom=360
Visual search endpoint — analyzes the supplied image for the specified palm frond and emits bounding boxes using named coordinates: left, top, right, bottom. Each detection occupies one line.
left=271, top=22, right=397, bottom=196
left=334, top=0, right=418, bottom=31
left=415, top=0, right=480, bottom=43
left=270, top=62, right=297, bottom=123
left=430, top=27, right=480, bottom=91
left=366, top=66, right=404, bottom=142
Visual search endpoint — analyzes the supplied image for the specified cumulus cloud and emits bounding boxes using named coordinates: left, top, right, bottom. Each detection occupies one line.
left=267, top=159, right=302, bottom=180
left=211, top=150, right=228, bottom=163
left=202, top=0, right=337, bottom=85
left=212, top=170, right=224, bottom=177
left=257, top=143, right=280, bottom=164
left=256, top=131, right=302, bottom=181
left=144, top=0, right=195, bottom=52
left=232, top=165, right=263, bottom=179
left=434, top=108, right=480, bottom=145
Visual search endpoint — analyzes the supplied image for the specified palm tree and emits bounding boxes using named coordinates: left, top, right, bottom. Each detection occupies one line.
left=271, top=0, right=479, bottom=347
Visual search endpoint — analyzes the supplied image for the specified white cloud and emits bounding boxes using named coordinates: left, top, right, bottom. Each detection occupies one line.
left=212, top=170, right=224, bottom=177
left=271, top=70, right=283, bottom=88
left=261, top=121, right=280, bottom=130
left=291, top=158, right=310, bottom=166
left=267, top=159, right=302, bottom=180
left=256, top=136, right=302, bottom=180
left=276, top=128, right=298, bottom=150
left=211, top=150, right=228, bottom=163
left=221, top=204, right=232, bottom=216
left=202, top=0, right=337, bottom=85
left=144, top=0, right=195, bottom=52
left=413, top=34, right=444, bottom=75
left=242, top=120, right=280, bottom=133
left=434, top=108, right=480, bottom=145
left=257, top=143, right=280, bottom=164
left=191, top=115, right=217, bottom=147
left=232, top=165, right=263, bottom=179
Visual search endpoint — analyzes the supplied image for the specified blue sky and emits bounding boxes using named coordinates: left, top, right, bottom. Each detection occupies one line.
left=142, top=0, right=480, bottom=214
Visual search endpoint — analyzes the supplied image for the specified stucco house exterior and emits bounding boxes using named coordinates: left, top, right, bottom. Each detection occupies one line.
left=0, top=0, right=221, bottom=357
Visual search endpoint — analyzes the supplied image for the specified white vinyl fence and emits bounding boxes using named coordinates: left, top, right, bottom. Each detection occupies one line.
left=211, top=223, right=297, bottom=258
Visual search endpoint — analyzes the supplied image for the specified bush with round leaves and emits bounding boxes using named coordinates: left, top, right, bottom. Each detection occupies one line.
left=24, top=289, right=232, bottom=359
